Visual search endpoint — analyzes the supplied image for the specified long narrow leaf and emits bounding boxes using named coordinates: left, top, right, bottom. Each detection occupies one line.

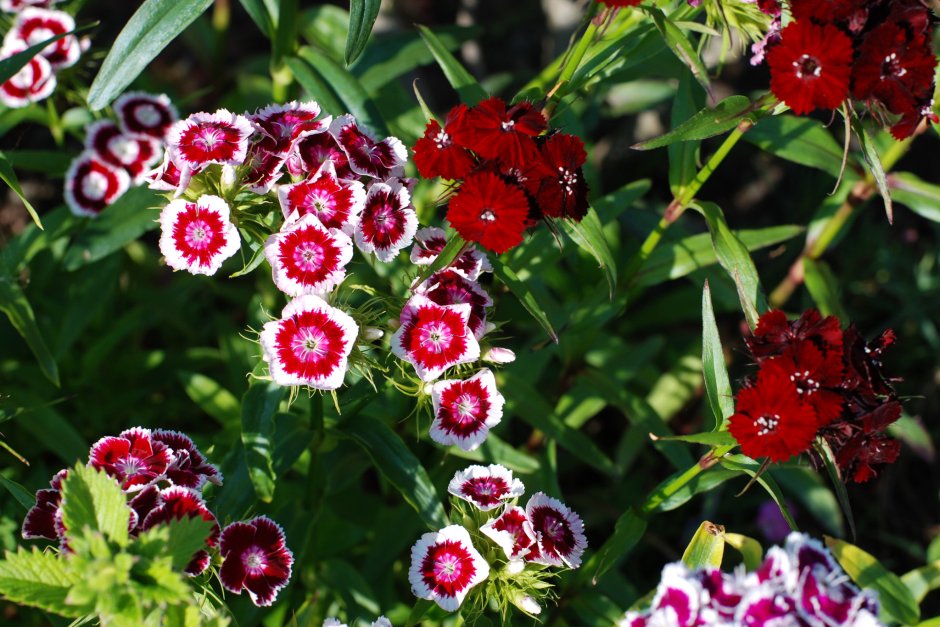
left=416, top=25, right=487, bottom=105
left=491, top=256, right=557, bottom=343
left=0, top=151, right=41, bottom=229
left=561, top=208, right=617, bottom=298
left=345, top=0, right=381, bottom=65
left=701, top=281, right=733, bottom=430
left=0, top=274, right=59, bottom=386
left=240, top=382, right=285, bottom=503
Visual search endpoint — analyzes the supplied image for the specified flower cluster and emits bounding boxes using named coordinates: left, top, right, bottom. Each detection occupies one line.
left=409, top=463, right=586, bottom=614
left=21, top=427, right=293, bottom=607
left=0, top=6, right=85, bottom=108
left=412, top=96, right=589, bottom=253
left=728, top=309, right=902, bottom=482
left=324, top=617, right=391, bottom=627
left=760, top=0, right=937, bottom=138
left=64, top=92, right=176, bottom=217
left=618, top=532, right=882, bottom=626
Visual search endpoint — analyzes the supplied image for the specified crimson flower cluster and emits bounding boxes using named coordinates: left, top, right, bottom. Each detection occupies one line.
left=728, top=309, right=902, bottom=482
left=409, top=463, right=586, bottom=613
left=0, top=5, right=85, bottom=108
left=412, top=97, right=589, bottom=254
left=21, top=427, right=293, bottom=607
left=760, top=0, right=938, bottom=138
left=618, top=533, right=882, bottom=626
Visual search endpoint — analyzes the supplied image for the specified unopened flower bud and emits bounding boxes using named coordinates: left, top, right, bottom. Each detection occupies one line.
left=483, top=346, right=516, bottom=364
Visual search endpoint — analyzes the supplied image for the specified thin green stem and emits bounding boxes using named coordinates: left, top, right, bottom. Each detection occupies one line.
left=641, top=444, right=734, bottom=514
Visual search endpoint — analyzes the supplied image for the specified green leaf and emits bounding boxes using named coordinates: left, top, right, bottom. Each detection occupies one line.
left=802, top=258, right=848, bottom=320
left=416, top=25, right=487, bottom=105
left=0, top=273, right=59, bottom=386
left=0, top=28, right=89, bottom=85
left=682, top=521, right=725, bottom=569
left=725, top=533, right=763, bottom=571
left=0, top=475, right=35, bottom=511
left=720, top=454, right=798, bottom=530
left=745, top=115, right=851, bottom=178
left=636, top=225, right=803, bottom=287
left=775, top=467, right=844, bottom=537
left=412, top=231, right=465, bottom=287
left=814, top=439, right=856, bottom=541
left=633, top=96, right=752, bottom=150
left=139, top=516, right=215, bottom=573
left=60, top=464, right=131, bottom=546
left=178, top=371, right=240, bottom=426
left=0, top=547, right=83, bottom=617
left=0, top=151, right=41, bottom=230
left=889, top=171, right=940, bottom=223
left=647, top=466, right=738, bottom=513
left=238, top=0, right=274, bottom=38
left=490, top=256, right=557, bottom=343
left=272, top=0, right=298, bottom=66
left=345, top=0, right=381, bottom=65
left=701, top=281, right=733, bottom=430
left=240, top=382, right=284, bottom=503
left=583, top=508, right=647, bottom=584
left=826, top=536, right=920, bottom=625
left=561, top=207, right=617, bottom=298
left=286, top=55, right=345, bottom=116
left=902, top=562, right=940, bottom=604
left=853, top=120, right=893, bottom=224
left=86, top=0, right=214, bottom=110
left=448, top=433, right=540, bottom=475
left=654, top=431, right=737, bottom=447
left=3, top=150, right=73, bottom=178
left=642, top=7, right=710, bottom=94
left=339, top=414, right=448, bottom=530
left=405, top=598, right=434, bottom=627
left=62, top=187, right=162, bottom=271
left=668, top=75, right=706, bottom=195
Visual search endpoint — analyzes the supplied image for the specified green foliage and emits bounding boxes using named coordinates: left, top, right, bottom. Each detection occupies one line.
left=681, top=521, right=725, bottom=569
left=60, top=463, right=130, bottom=546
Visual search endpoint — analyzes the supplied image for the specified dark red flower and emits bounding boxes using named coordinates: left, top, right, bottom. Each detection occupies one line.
left=770, top=342, right=844, bottom=426
left=151, top=430, right=222, bottom=489
left=447, top=464, right=523, bottom=511
left=113, top=92, right=178, bottom=140
left=450, top=97, right=546, bottom=168
left=129, top=485, right=161, bottom=535
left=789, top=0, right=863, bottom=24
left=728, top=360, right=818, bottom=462
left=21, top=469, right=67, bottom=541
left=840, top=324, right=898, bottom=402
left=413, top=106, right=476, bottom=180
left=527, top=133, right=589, bottom=221
left=767, top=21, right=854, bottom=115
left=220, top=516, right=293, bottom=607
left=525, top=492, right=588, bottom=568
left=447, top=171, right=529, bottom=254
left=835, top=430, right=901, bottom=483
left=142, top=487, right=220, bottom=575
left=746, top=309, right=843, bottom=362
left=242, top=135, right=289, bottom=194
left=251, top=101, right=327, bottom=152
left=89, top=428, right=173, bottom=491
left=330, top=114, right=407, bottom=180
left=0, top=46, right=55, bottom=108
left=85, top=120, right=162, bottom=183
left=852, top=23, right=937, bottom=113
left=355, top=179, right=417, bottom=261
left=596, top=0, right=643, bottom=6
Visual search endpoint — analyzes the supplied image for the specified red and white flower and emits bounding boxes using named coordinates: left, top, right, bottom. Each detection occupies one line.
left=430, top=368, right=503, bottom=450
left=278, top=162, right=365, bottom=236
left=166, top=109, right=254, bottom=174
left=330, top=114, right=407, bottom=180
left=409, top=524, right=490, bottom=612
left=391, top=295, right=480, bottom=382
left=481, top=505, right=538, bottom=563
left=64, top=151, right=130, bottom=217
left=141, top=486, right=220, bottom=576
left=113, top=91, right=178, bottom=140
left=0, top=44, right=55, bottom=108
left=4, top=8, right=80, bottom=70
left=242, top=136, right=289, bottom=194
left=447, top=464, right=523, bottom=511
left=286, top=131, right=353, bottom=179
left=152, top=429, right=222, bottom=489
left=159, top=195, right=241, bottom=276
left=1, top=0, right=63, bottom=12
left=220, top=516, right=294, bottom=607
left=264, top=214, right=354, bottom=296
left=21, top=469, right=67, bottom=541
left=260, top=294, right=359, bottom=389
left=525, top=492, right=587, bottom=568
left=355, top=179, right=417, bottom=262
left=89, top=428, right=173, bottom=492
left=410, top=227, right=492, bottom=281
left=252, top=100, right=328, bottom=153
left=85, top=120, right=163, bottom=183
left=416, top=268, right=492, bottom=340
left=146, top=149, right=198, bottom=196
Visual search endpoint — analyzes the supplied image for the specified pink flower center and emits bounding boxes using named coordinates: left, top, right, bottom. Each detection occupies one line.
left=294, top=328, right=328, bottom=361
left=117, top=457, right=144, bottom=478
left=454, top=393, right=480, bottom=420
left=420, top=322, right=453, bottom=353
left=194, top=128, right=226, bottom=150
left=433, top=552, right=466, bottom=584
left=242, top=548, right=267, bottom=574
left=793, top=54, right=822, bottom=79
left=185, top=220, right=213, bottom=249
left=756, top=413, right=781, bottom=436
left=293, top=242, right=325, bottom=272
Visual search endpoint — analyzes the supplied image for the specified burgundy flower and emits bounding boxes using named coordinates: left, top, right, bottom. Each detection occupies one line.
left=286, top=131, right=352, bottom=179
left=259, top=294, right=359, bottom=389
left=128, top=485, right=161, bottom=535
left=64, top=151, right=130, bottom=217
left=410, top=227, right=492, bottom=280
left=447, top=464, right=523, bottom=511
left=113, top=92, right=178, bottom=140
left=85, top=120, right=163, bottom=183
left=447, top=171, right=530, bottom=254
left=4, top=8, right=81, bottom=69
left=409, top=524, right=489, bottom=611
left=391, top=295, right=480, bottom=382
left=481, top=505, right=537, bottom=563
left=527, top=133, right=589, bottom=221
left=0, top=44, right=55, bottom=108
left=525, top=492, right=587, bottom=568
left=141, top=486, right=220, bottom=576
left=355, top=179, right=417, bottom=261
left=429, top=368, right=504, bottom=451
left=158, top=195, right=241, bottom=276
left=166, top=109, right=254, bottom=174
left=770, top=342, right=844, bottom=426
left=852, top=23, right=937, bottom=116
left=21, top=469, right=67, bottom=541
left=151, top=430, right=222, bottom=489
left=745, top=309, right=843, bottom=362
left=219, top=516, right=294, bottom=607
left=734, top=589, right=800, bottom=626
left=412, top=106, right=476, bottom=180
left=278, top=162, right=365, bottom=236
left=835, top=428, right=902, bottom=483
left=415, top=268, right=492, bottom=340
left=88, top=428, right=173, bottom=491
left=789, top=0, right=864, bottom=24
left=329, top=114, right=407, bottom=180
left=264, top=213, right=354, bottom=297
left=450, top=97, right=546, bottom=168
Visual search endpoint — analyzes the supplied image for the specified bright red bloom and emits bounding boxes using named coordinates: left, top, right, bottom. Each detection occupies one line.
left=412, top=106, right=476, bottom=180
left=264, top=214, right=354, bottom=297
left=746, top=309, right=843, bottom=361
left=481, top=505, right=537, bottom=562
left=158, top=195, right=241, bottom=276
left=220, top=516, right=294, bottom=607
left=527, top=133, right=589, bottom=221
left=4, top=8, right=80, bottom=69
left=416, top=268, right=492, bottom=340
left=279, top=163, right=365, bottom=236
left=64, top=151, right=131, bottom=217
left=852, top=22, right=937, bottom=115
left=166, top=109, right=254, bottom=172
left=525, top=492, right=588, bottom=568
left=0, top=45, right=55, bottom=108
left=151, top=430, right=222, bottom=489
left=409, top=525, right=489, bottom=612
left=330, top=114, right=407, bottom=179
left=409, top=227, right=492, bottom=280
left=286, top=131, right=353, bottom=179
left=450, top=97, right=546, bottom=168
left=355, top=179, right=417, bottom=262
left=21, top=469, right=67, bottom=541
left=728, top=361, right=818, bottom=462
left=447, top=171, right=529, bottom=254
left=447, top=464, right=523, bottom=511
left=142, top=486, right=220, bottom=576
left=85, top=120, right=162, bottom=183
left=771, top=342, right=844, bottom=426
left=430, top=369, right=504, bottom=450
left=391, top=295, right=481, bottom=382
left=767, top=21, right=854, bottom=115
left=113, top=92, right=178, bottom=140
left=89, top=428, right=173, bottom=491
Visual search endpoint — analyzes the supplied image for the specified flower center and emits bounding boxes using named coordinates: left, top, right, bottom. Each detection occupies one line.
left=479, top=209, right=496, bottom=222
left=433, top=129, right=451, bottom=148
left=881, top=53, right=906, bottom=79
left=454, top=393, right=480, bottom=420
left=293, top=242, right=325, bottom=272
left=117, top=457, right=143, bottom=478
left=755, top=413, right=781, bottom=436
left=81, top=170, right=110, bottom=201
left=196, top=127, right=223, bottom=150
left=434, top=554, right=462, bottom=582
left=27, top=27, right=56, bottom=47
left=501, top=120, right=515, bottom=131
left=558, top=166, right=577, bottom=193
left=421, top=322, right=452, bottom=352
left=243, top=548, right=267, bottom=573
left=110, top=136, right=141, bottom=163
left=295, top=328, right=327, bottom=360
left=185, top=220, right=211, bottom=248
left=789, top=369, right=819, bottom=395
left=135, top=103, right=163, bottom=127
left=793, top=54, right=822, bottom=79
left=543, top=515, right=566, bottom=543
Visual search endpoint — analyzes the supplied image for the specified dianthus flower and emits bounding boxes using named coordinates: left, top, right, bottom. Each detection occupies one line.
left=355, top=179, right=417, bottom=261
left=4, top=8, right=80, bottom=69
left=264, top=214, right=354, bottom=297
left=409, top=524, right=490, bottom=611
left=409, top=227, right=492, bottom=280
left=391, top=295, right=480, bottom=382
left=447, top=464, right=523, bottom=511
left=151, top=429, right=222, bottom=489
left=278, top=162, right=365, bottom=236
left=141, top=486, right=219, bottom=575
left=220, top=516, right=294, bottom=607
left=113, top=91, right=178, bottom=140
left=446, top=171, right=529, bottom=254
left=527, top=133, right=589, bottom=221
left=64, top=151, right=130, bottom=217
left=0, top=44, right=55, bottom=108
left=481, top=505, right=537, bottom=563
left=85, top=120, right=162, bottom=183
left=430, top=368, right=504, bottom=450
left=330, top=114, right=407, bottom=179
left=166, top=109, right=254, bottom=174
left=412, top=105, right=475, bottom=180
left=525, top=492, right=587, bottom=568
left=158, top=195, right=241, bottom=276
left=415, top=268, right=492, bottom=339
left=88, top=428, right=173, bottom=492
left=450, top=97, right=546, bottom=168
left=21, top=469, right=67, bottom=541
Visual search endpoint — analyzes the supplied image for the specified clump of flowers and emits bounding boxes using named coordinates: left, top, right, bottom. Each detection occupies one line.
left=618, top=532, right=882, bottom=626
left=412, top=96, right=589, bottom=254
left=21, top=426, right=293, bottom=607
left=728, top=309, right=903, bottom=482
left=408, top=463, right=586, bottom=618
left=758, top=0, right=938, bottom=138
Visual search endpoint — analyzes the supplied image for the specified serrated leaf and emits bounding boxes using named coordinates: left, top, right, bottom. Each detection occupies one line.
left=0, top=150, right=41, bottom=230
left=241, top=382, right=284, bottom=503
left=339, top=414, right=448, bottom=530
left=701, top=281, right=733, bottom=430
left=0, top=475, right=36, bottom=510
left=889, top=171, right=940, bottom=223
left=87, top=0, right=214, bottom=110
left=825, top=536, right=920, bottom=625
left=561, top=207, right=617, bottom=298
left=725, top=533, right=763, bottom=570
left=138, top=516, right=214, bottom=573
left=634, top=96, right=752, bottom=151
left=490, top=256, right=557, bottom=343
left=0, top=547, right=84, bottom=617
left=416, top=25, right=487, bottom=105
left=720, top=454, right=798, bottom=530
left=853, top=120, right=893, bottom=224
left=745, top=115, right=852, bottom=178
left=178, top=371, right=240, bottom=426
left=345, top=0, right=381, bottom=65
left=0, top=272, right=59, bottom=386
left=642, top=7, right=710, bottom=94
left=60, top=464, right=130, bottom=546
left=584, top=508, right=646, bottom=584
left=682, top=521, right=725, bottom=569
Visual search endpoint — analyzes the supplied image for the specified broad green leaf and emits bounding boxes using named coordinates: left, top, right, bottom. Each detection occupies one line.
left=0, top=547, right=83, bottom=617
left=888, top=413, right=935, bottom=461
left=682, top=521, right=725, bottom=569
left=636, top=225, right=803, bottom=287
left=339, top=414, right=448, bottom=530
left=654, top=431, right=737, bottom=447
left=286, top=55, right=345, bottom=116
left=584, top=508, right=647, bottom=584
left=561, top=207, right=617, bottom=298
left=890, top=171, right=940, bottom=223
left=240, top=382, right=284, bottom=503
left=238, top=0, right=274, bottom=38
left=412, top=231, right=465, bottom=288
left=0, top=150, right=41, bottom=229
left=642, top=7, right=710, bottom=93
left=405, top=599, right=434, bottom=627
left=139, top=516, right=215, bottom=573
left=815, top=439, right=856, bottom=541
left=62, top=187, right=162, bottom=271
left=725, top=533, right=763, bottom=570
left=0, top=475, right=35, bottom=510
left=668, top=74, right=706, bottom=195
left=87, top=0, right=214, bottom=110
left=60, top=464, right=131, bottom=546
left=745, top=115, right=851, bottom=178
left=826, top=536, right=920, bottom=625
left=802, top=258, right=848, bottom=320
left=634, top=96, right=752, bottom=150
left=902, top=563, right=940, bottom=604
left=178, top=371, right=240, bottom=426
left=3, top=150, right=73, bottom=177
left=592, top=179, right=652, bottom=222
left=416, top=25, right=487, bottom=105
left=853, top=120, right=893, bottom=223
left=345, top=0, right=381, bottom=65
left=0, top=273, right=59, bottom=386
left=720, top=454, right=798, bottom=530
left=701, top=281, right=734, bottom=430
left=491, top=256, right=557, bottom=343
